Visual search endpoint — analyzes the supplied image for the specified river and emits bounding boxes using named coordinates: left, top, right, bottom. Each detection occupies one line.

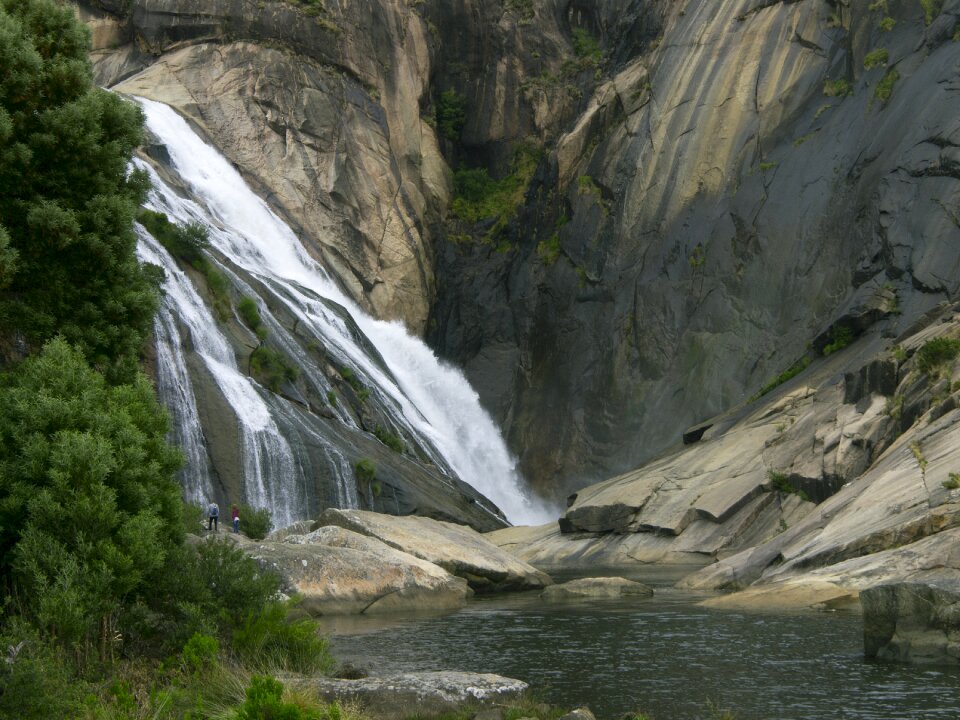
left=321, top=578, right=960, bottom=720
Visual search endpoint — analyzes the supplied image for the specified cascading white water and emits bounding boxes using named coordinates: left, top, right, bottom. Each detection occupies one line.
left=137, top=97, right=553, bottom=525
left=137, top=227, right=303, bottom=528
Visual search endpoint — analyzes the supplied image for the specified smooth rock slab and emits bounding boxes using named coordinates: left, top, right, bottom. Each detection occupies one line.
left=541, top=577, right=653, bottom=601
left=316, top=509, right=553, bottom=591
left=290, top=671, right=529, bottom=719
left=227, top=528, right=470, bottom=615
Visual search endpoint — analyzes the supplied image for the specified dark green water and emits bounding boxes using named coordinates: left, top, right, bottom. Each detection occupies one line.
left=321, top=587, right=960, bottom=720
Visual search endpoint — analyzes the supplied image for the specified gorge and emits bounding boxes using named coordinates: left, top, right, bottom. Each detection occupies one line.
left=72, top=0, right=960, bottom=686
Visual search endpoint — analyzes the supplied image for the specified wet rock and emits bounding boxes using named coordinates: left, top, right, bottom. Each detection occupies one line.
left=541, top=577, right=652, bottom=601
left=558, top=709, right=597, bottom=720
left=316, top=509, right=552, bottom=591
left=862, top=581, right=960, bottom=665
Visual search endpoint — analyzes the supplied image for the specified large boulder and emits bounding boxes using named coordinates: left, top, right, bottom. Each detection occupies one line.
left=227, top=528, right=471, bottom=615
left=541, top=577, right=653, bottom=601
left=315, top=509, right=553, bottom=591
left=288, top=671, right=529, bottom=720
left=861, top=580, right=960, bottom=665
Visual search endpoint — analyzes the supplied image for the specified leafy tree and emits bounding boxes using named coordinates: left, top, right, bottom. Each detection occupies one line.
left=0, top=0, right=155, bottom=384
left=0, top=339, right=183, bottom=659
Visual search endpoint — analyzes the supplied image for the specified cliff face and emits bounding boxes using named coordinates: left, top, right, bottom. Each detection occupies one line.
left=428, top=0, right=960, bottom=498
left=77, top=0, right=960, bottom=503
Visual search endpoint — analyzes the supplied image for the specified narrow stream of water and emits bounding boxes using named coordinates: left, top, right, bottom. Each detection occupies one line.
left=322, top=589, right=960, bottom=720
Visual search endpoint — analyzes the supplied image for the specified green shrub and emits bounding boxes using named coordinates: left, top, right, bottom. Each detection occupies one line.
left=537, top=233, right=561, bottom=265
left=374, top=425, right=404, bottom=453
left=239, top=296, right=268, bottom=340
left=233, top=601, right=334, bottom=674
left=874, top=68, right=899, bottom=104
left=823, top=78, right=852, bottom=97
left=863, top=48, right=888, bottom=69
left=879, top=15, right=896, bottom=30
left=916, top=337, right=960, bottom=374
left=183, top=502, right=207, bottom=535
left=920, top=0, right=942, bottom=24
left=181, top=632, right=220, bottom=674
left=0, top=621, right=85, bottom=720
left=768, top=471, right=811, bottom=502
left=355, top=459, right=376, bottom=484
left=238, top=675, right=306, bottom=720
left=138, top=210, right=209, bottom=266
left=753, top=356, right=811, bottom=399
left=571, top=27, right=602, bottom=63
left=339, top=366, right=364, bottom=392
left=450, top=143, right=543, bottom=237
left=239, top=504, right=273, bottom=540
left=943, top=473, right=960, bottom=490
left=327, top=390, right=338, bottom=406
left=250, top=346, right=299, bottom=391
left=823, top=325, right=853, bottom=355
left=436, top=90, right=467, bottom=140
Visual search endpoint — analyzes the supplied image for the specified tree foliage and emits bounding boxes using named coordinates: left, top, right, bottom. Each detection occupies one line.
left=0, top=0, right=155, bottom=384
left=0, top=339, right=184, bottom=655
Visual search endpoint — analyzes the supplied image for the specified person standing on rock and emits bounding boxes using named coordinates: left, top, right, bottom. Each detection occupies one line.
left=207, top=500, right=219, bottom=532
left=231, top=504, right=240, bottom=534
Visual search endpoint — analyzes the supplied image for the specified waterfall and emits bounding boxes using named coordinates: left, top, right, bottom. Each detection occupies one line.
left=136, top=97, right=553, bottom=526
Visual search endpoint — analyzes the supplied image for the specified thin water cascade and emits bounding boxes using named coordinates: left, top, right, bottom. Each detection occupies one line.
left=136, top=96, right=553, bottom=525
left=137, top=229, right=303, bottom=528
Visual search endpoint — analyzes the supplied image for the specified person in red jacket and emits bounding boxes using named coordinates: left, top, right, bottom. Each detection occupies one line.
left=231, top=504, right=240, bottom=534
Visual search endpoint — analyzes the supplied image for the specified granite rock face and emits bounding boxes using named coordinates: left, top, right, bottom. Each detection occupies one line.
left=316, top=509, right=553, bottom=591
left=225, top=528, right=472, bottom=615
left=77, top=0, right=960, bottom=510
left=861, top=580, right=960, bottom=665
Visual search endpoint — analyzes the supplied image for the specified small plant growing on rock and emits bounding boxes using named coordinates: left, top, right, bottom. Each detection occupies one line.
left=240, top=503, right=273, bottom=540
left=824, top=78, right=853, bottom=97
left=823, top=325, right=853, bottom=355
left=355, top=458, right=376, bottom=484
left=943, top=473, right=960, bottom=490
left=916, top=337, right=960, bottom=375
left=873, top=69, right=900, bottom=105
left=864, top=48, right=889, bottom=69
left=879, top=15, right=897, bottom=30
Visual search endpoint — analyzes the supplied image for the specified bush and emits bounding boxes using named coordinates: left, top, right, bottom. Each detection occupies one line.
left=250, top=346, right=299, bottom=391
left=571, top=27, right=602, bottom=63
left=874, top=68, right=899, bottom=104
left=916, top=337, right=960, bottom=375
left=0, top=620, right=85, bottom=720
left=863, top=48, right=888, bottom=69
left=238, top=296, right=268, bottom=340
left=823, top=78, right=852, bottom=97
left=355, top=459, right=376, bottom=484
left=239, top=504, right=274, bottom=540
left=753, top=356, right=811, bottom=399
left=374, top=425, right=404, bottom=453
left=232, top=600, right=334, bottom=674
left=436, top=90, right=467, bottom=140
left=181, top=632, right=220, bottom=674
left=238, top=675, right=309, bottom=720
left=822, top=324, right=853, bottom=355
left=137, top=209, right=209, bottom=267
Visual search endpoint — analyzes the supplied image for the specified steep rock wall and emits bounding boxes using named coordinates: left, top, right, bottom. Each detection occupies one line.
left=429, top=0, right=960, bottom=499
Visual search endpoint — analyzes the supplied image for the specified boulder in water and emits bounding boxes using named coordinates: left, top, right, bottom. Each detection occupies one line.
left=541, top=577, right=653, bottom=601
left=861, top=580, right=960, bottom=665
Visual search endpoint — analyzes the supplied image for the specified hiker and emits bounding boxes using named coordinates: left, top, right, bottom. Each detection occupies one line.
left=207, top=501, right=219, bottom=532
left=231, top=504, right=240, bottom=534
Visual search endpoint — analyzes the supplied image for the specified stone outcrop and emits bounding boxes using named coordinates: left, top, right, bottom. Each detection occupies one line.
left=488, top=310, right=960, bottom=624
left=541, top=576, right=653, bottom=600
left=226, top=527, right=472, bottom=615
left=861, top=580, right=960, bottom=665
left=288, top=671, right=529, bottom=720
left=316, top=509, right=553, bottom=591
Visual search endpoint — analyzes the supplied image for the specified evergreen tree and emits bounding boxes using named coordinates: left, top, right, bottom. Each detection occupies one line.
left=0, top=339, right=183, bottom=658
left=0, top=0, right=155, bottom=384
